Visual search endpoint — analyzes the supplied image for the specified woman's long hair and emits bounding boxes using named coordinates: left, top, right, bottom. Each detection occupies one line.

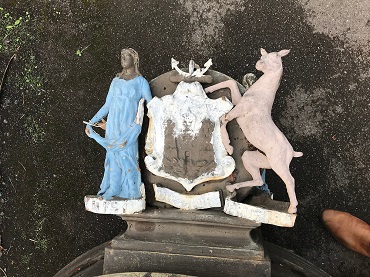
left=118, top=48, right=141, bottom=77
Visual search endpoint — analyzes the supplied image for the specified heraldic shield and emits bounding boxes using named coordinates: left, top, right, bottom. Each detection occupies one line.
left=145, top=81, right=235, bottom=192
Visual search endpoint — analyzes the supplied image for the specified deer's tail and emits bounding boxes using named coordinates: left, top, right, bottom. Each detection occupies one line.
left=294, top=151, right=303, bottom=158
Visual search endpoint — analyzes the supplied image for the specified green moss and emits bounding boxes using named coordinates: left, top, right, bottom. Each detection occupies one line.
left=35, top=238, right=48, bottom=253
left=22, top=54, right=43, bottom=93
left=24, top=116, right=46, bottom=143
left=0, top=7, right=31, bottom=54
left=32, top=202, right=43, bottom=216
left=1, top=7, right=44, bottom=96
left=1, top=8, right=47, bottom=146
left=35, top=217, right=45, bottom=233
left=19, top=254, right=31, bottom=267
left=36, top=179, right=52, bottom=192
left=33, top=218, right=49, bottom=253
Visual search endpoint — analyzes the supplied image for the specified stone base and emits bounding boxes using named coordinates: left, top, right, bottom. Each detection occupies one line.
left=154, top=184, right=222, bottom=209
left=223, top=194, right=297, bottom=227
left=103, top=208, right=271, bottom=276
left=84, top=184, right=146, bottom=215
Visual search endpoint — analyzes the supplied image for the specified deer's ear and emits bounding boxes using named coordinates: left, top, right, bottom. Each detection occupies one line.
left=278, top=49, right=290, bottom=57
left=260, top=48, right=268, bottom=56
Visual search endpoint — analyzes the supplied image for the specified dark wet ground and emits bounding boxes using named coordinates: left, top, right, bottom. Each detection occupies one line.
left=0, top=1, right=369, bottom=276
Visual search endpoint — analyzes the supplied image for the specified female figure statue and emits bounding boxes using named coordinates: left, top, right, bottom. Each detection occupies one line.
left=85, top=48, right=152, bottom=200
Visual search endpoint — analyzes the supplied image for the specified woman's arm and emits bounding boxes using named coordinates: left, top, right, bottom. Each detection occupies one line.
left=86, top=122, right=141, bottom=152
left=141, top=78, right=152, bottom=103
left=89, top=80, right=114, bottom=124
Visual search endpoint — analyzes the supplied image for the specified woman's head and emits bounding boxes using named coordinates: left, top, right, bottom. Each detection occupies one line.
left=120, top=48, right=141, bottom=75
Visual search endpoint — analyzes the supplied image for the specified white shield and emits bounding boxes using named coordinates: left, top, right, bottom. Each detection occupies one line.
left=145, top=81, right=235, bottom=191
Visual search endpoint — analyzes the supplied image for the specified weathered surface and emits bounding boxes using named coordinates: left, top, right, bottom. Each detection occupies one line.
left=84, top=184, right=146, bottom=214
left=84, top=196, right=145, bottom=214
left=103, top=209, right=270, bottom=276
left=224, top=197, right=297, bottom=227
left=54, top=239, right=332, bottom=277
left=145, top=81, right=235, bottom=191
left=144, top=70, right=252, bottom=205
left=153, top=184, right=222, bottom=210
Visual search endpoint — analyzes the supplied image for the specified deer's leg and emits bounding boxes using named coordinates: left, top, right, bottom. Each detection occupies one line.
left=226, top=150, right=271, bottom=192
left=227, top=80, right=242, bottom=105
left=205, top=80, right=242, bottom=105
left=268, top=153, right=298, bottom=214
left=220, top=116, right=233, bottom=155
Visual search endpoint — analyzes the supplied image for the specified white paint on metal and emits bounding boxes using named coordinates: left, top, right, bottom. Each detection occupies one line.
left=84, top=183, right=146, bottom=214
left=223, top=197, right=297, bottom=227
left=145, top=81, right=235, bottom=191
left=171, top=58, right=212, bottom=77
left=154, top=184, right=222, bottom=210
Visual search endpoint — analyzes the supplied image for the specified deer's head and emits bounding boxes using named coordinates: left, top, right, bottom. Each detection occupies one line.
left=255, top=48, right=290, bottom=74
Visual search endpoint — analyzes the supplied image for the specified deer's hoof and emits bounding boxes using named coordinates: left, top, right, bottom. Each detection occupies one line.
left=288, top=206, right=297, bottom=214
left=226, top=145, right=234, bottom=155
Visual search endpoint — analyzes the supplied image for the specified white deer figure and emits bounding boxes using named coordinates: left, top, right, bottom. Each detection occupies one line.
left=205, top=48, right=302, bottom=214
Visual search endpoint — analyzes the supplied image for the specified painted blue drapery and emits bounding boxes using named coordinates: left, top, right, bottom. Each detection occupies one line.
left=87, top=76, right=152, bottom=199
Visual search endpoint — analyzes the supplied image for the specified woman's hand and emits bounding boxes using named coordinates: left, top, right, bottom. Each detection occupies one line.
left=96, top=119, right=106, bottom=130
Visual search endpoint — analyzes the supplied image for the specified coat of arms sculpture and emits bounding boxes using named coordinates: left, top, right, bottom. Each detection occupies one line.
left=83, top=48, right=301, bottom=227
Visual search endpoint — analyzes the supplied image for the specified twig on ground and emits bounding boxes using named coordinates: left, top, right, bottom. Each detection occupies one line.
left=6, top=238, right=14, bottom=254
left=8, top=177, right=16, bottom=193
left=0, top=53, right=17, bottom=94
left=0, top=235, right=5, bottom=255
left=18, top=161, right=26, bottom=171
left=0, top=267, right=7, bottom=277
left=81, top=44, right=91, bottom=52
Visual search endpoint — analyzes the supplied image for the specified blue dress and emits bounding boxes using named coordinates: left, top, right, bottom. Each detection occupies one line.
left=87, top=76, right=152, bottom=199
